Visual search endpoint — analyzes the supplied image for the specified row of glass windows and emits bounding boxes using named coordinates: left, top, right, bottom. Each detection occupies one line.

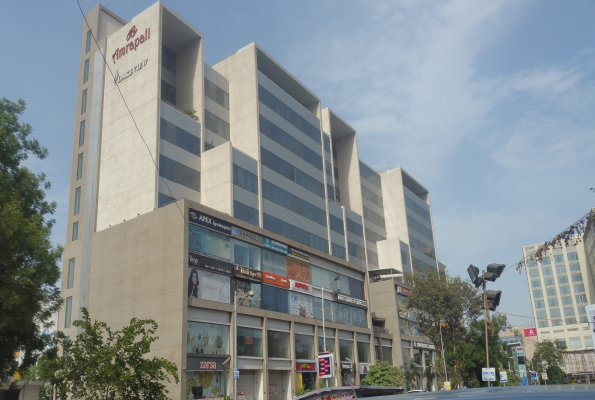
left=81, top=89, right=87, bottom=114
left=159, top=154, right=201, bottom=192
left=533, top=284, right=585, bottom=300
left=346, top=218, right=364, bottom=237
left=83, top=59, right=89, bottom=84
left=412, top=256, right=436, bottom=273
left=233, top=200, right=259, bottom=227
left=329, top=214, right=345, bottom=235
left=365, top=228, right=386, bottom=244
left=263, top=213, right=328, bottom=254
left=160, top=118, right=200, bottom=156
left=262, top=180, right=327, bottom=227
left=359, top=161, right=381, bottom=189
left=85, top=30, right=92, bottom=54
left=348, top=241, right=366, bottom=261
left=258, top=85, right=321, bottom=145
left=531, top=273, right=583, bottom=288
left=67, top=258, right=75, bottom=289
left=205, top=109, right=230, bottom=140
left=325, top=160, right=332, bottom=177
left=404, top=195, right=431, bottom=223
left=409, top=235, right=436, bottom=260
left=407, top=215, right=433, bottom=241
left=204, top=78, right=229, bottom=109
left=76, top=153, right=83, bottom=180
left=327, top=183, right=335, bottom=202
left=323, top=134, right=331, bottom=154
left=261, top=147, right=325, bottom=198
left=332, top=243, right=346, bottom=260
left=162, top=45, right=176, bottom=74
left=161, top=80, right=176, bottom=105
left=74, top=187, right=81, bottom=216
left=362, top=185, right=383, bottom=209
left=79, top=120, right=85, bottom=147
left=260, top=116, right=323, bottom=171
left=187, top=321, right=372, bottom=360
left=233, top=164, right=258, bottom=195
left=364, top=206, right=385, bottom=229
left=158, top=193, right=176, bottom=207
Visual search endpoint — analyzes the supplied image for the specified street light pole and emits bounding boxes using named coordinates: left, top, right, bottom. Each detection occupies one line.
left=321, top=275, right=340, bottom=387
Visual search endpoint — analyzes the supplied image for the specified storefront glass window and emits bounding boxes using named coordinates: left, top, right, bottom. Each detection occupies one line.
left=262, top=285, right=289, bottom=313
left=237, top=327, right=262, bottom=357
left=231, top=279, right=262, bottom=309
left=382, top=346, right=393, bottom=365
left=295, top=334, right=314, bottom=360
left=312, top=298, right=334, bottom=322
left=231, top=238, right=262, bottom=270
left=186, top=371, right=227, bottom=400
left=339, top=339, right=353, bottom=361
left=401, top=340, right=410, bottom=365
left=187, top=322, right=229, bottom=355
left=189, top=225, right=231, bottom=260
left=262, top=249, right=287, bottom=276
left=357, top=341, right=371, bottom=363
left=296, top=371, right=316, bottom=391
left=267, top=331, right=290, bottom=358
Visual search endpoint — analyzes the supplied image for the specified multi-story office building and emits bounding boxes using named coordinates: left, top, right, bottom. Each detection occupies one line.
left=60, top=2, right=444, bottom=398
left=523, top=238, right=595, bottom=356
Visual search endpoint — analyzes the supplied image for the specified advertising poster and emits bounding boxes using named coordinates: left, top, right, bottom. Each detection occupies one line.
left=287, top=257, right=311, bottom=284
left=189, top=224, right=231, bottom=260
left=188, top=268, right=231, bottom=303
left=187, top=322, right=229, bottom=355
left=334, top=304, right=352, bottom=325
left=185, top=370, right=226, bottom=400
left=289, top=292, right=313, bottom=318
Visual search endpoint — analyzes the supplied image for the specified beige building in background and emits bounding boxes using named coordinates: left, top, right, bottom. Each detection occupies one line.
left=59, top=2, right=446, bottom=398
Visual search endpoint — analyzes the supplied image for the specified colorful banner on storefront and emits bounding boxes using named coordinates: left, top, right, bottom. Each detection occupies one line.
left=233, top=264, right=263, bottom=283
left=287, top=257, right=311, bottom=284
left=296, top=362, right=317, bottom=372
left=289, top=291, right=313, bottom=318
left=263, top=272, right=290, bottom=288
left=188, top=268, right=231, bottom=303
left=290, top=279, right=313, bottom=295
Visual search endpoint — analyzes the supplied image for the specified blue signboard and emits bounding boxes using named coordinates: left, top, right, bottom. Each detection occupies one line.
left=263, top=237, right=288, bottom=255
left=521, top=377, right=528, bottom=386
left=189, top=209, right=232, bottom=234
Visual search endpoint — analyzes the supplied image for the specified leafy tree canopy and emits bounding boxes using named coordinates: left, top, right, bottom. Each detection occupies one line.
left=532, top=340, right=564, bottom=372
left=361, top=361, right=406, bottom=387
left=40, top=308, right=179, bottom=400
left=0, top=97, right=62, bottom=383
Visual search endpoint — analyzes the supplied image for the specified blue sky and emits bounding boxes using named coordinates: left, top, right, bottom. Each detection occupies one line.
left=1, top=0, right=594, bottom=326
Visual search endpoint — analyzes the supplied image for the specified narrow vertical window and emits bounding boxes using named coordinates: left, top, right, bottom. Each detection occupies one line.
left=83, top=59, right=90, bottom=83
left=72, top=222, right=79, bottom=241
left=74, top=187, right=81, bottom=215
left=67, top=258, right=75, bottom=289
left=65, top=297, right=73, bottom=328
left=79, top=120, right=85, bottom=147
left=85, top=30, right=92, bottom=53
left=81, top=89, right=87, bottom=114
left=76, top=153, right=83, bottom=180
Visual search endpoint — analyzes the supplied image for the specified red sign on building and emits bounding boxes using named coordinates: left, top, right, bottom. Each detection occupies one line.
left=296, top=362, right=317, bottom=372
left=524, top=327, right=537, bottom=337
left=263, top=272, right=290, bottom=288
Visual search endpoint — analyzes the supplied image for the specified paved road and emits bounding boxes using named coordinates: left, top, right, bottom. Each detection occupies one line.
left=370, top=385, right=595, bottom=399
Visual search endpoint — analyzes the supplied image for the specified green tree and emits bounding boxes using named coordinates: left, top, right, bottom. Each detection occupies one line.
left=533, top=340, right=564, bottom=372
left=0, top=98, right=62, bottom=383
left=400, top=359, right=418, bottom=391
left=504, top=372, right=521, bottom=386
left=361, top=361, right=406, bottom=387
left=40, top=308, right=179, bottom=399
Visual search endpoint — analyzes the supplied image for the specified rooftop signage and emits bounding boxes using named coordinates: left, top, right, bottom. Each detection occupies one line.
left=263, top=237, right=288, bottom=255
left=232, top=226, right=263, bottom=247
left=333, top=292, right=368, bottom=309
left=189, top=209, right=232, bottom=234
left=112, top=26, right=151, bottom=64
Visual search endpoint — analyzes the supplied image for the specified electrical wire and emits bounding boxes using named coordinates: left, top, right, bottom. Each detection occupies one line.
left=75, top=1, right=232, bottom=293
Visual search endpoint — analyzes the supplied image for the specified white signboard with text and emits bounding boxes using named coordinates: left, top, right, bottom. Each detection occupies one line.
left=482, top=368, right=496, bottom=382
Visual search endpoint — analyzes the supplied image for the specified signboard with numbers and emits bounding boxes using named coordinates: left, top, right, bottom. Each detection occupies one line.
left=482, top=368, right=495, bottom=381
left=318, top=352, right=333, bottom=378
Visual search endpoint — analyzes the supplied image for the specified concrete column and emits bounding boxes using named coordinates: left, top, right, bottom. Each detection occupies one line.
left=262, top=317, right=269, bottom=400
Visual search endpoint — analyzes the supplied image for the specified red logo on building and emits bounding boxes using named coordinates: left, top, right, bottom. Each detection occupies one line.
left=295, top=282, right=309, bottom=290
left=126, top=25, right=138, bottom=41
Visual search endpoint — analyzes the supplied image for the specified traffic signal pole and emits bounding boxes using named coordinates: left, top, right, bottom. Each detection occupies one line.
left=483, top=270, right=490, bottom=387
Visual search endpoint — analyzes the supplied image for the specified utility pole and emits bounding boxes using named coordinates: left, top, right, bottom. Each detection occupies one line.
left=483, top=271, right=490, bottom=387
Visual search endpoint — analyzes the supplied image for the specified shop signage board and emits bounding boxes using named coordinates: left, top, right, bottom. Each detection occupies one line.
left=232, top=227, right=263, bottom=246
left=341, top=362, right=353, bottom=372
left=290, top=279, right=313, bottom=295
left=359, top=363, right=371, bottom=375
left=187, top=355, right=229, bottom=371
left=523, top=327, right=537, bottom=337
left=530, top=372, right=537, bottom=381
left=296, top=362, right=317, bottom=372
left=263, top=272, right=290, bottom=288
left=263, top=237, right=288, bottom=255
left=333, top=292, right=368, bottom=309
left=500, top=371, right=508, bottom=383
left=542, top=372, right=548, bottom=381
left=234, top=368, right=239, bottom=380
left=443, top=381, right=451, bottom=390
left=396, top=286, right=411, bottom=295
left=413, top=341, right=436, bottom=350
left=318, top=352, right=334, bottom=378
left=233, top=264, right=263, bottom=283
left=482, top=368, right=496, bottom=381
left=289, top=247, right=309, bottom=261
left=188, top=252, right=233, bottom=276
left=189, top=209, right=232, bottom=234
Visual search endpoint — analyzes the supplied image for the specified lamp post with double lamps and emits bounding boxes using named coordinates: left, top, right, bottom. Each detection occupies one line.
left=321, top=274, right=340, bottom=386
left=234, top=289, right=254, bottom=400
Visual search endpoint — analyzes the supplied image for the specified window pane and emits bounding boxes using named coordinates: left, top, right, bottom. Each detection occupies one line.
left=268, top=331, right=290, bottom=358
left=542, top=267, right=552, bottom=276
left=160, top=80, right=176, bottom=105
left=318, top=336, right=335, bottom=357
left=364, top=206, right=386, bottom=229
left=348, top=241, right=366, bottom=261
left=357, top=342, right=371, bottom=363
left=558, top=275, right=568, bottom=284
left=187, top=321, right=229, bottom=354
left=77, top=153, right=83, bottom=180
left=563, top=307, right=575, bottom=316
left=560, top=286, right=571, bottom=295
left=332, top=243, right=346, bottom=260
left=554, top=254, right=564, bottom=263
left=567, top=252, right=578, bottom=261
left=160, top=118, right=200, bottom=156
left=550, top=308, right=561, bottom=318
left=159, top=154, right=200, bottom=192
left=85, top=30, right=92, bottom=53
left=529, top=269, right=539, bottom=278
left=533, top=289, right=543, bottom=298
left=546, top=287, right=557, bottom=297
left=79, top=120, right=85, bottom=147
left=404, top=195, right=430, bottom=222
left=74, top=187, right=81, bottom=215
left=72, top=222, right=79, bottom=241
left=237, top=327, right=262, bottom=357
left=67, top=258, right=75, bottom=289
left=407, top=215, right=432, bottom=241
left=531, top=279, right=541, bottom=288
left=538, top=321, right=549, bottom=328
left=65, top=296, right=72, bottom=328
left=362, top=186, right=384, bottom=209
left=205, top=109, right=230, bottom=140
left=262, top=285, right=289, bottom=313
left=188, top=224, right=230, bottom=260
left=569, top=337, right=581, bottom=349
left=561, top=296, right=573, bottom=305
left=83, top=58, right=89, bottom=83
left=263, top=213, right=328, bottom=254
left=547, top=298, right=558, bottom=307
left=339, top=339, right=353, bottom=361
left=233, top=201, right=259, bottom=227
left=162, top=45, right=176, bottom=74
left=534, top=299, right=545, bottom=309
left=359, top=161, right=382, bottom=189
left=572, top=273, right=583, bottom=282
left=544, top=277, right=555, bottom=286
left=295, top=334, right=314, bottom=360
left=575, top=295, right=587, bottom=304
left=233, top=164, right=258, bottom=194
left=346, top=218, right=364, bottom=237
left=81, top=89, right=87, bottom=114
left=204, top=78, right=229, bottom=109
left=231, top=238, right=261, bottom=270
left=574, top=283, right=585, bottom=293
left=555, top=265, right=566, bottom=274
left=409, top=235, right=436, bottom=260
left=382, top=346, right=393, bottom=365
left=569, top=262, right=580, bottom=271
left=585, top=336, right=593, bottom=348
left=329, top=214, right=344, bottom=235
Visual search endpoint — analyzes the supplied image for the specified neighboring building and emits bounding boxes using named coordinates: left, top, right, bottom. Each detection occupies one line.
left=60, top=3, right=445, bottom=399
left=499, top=325, right=537, bottom=361
left=523, top=235, right=595, bottom=375
left=584, top=208, right=595, bottom=293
